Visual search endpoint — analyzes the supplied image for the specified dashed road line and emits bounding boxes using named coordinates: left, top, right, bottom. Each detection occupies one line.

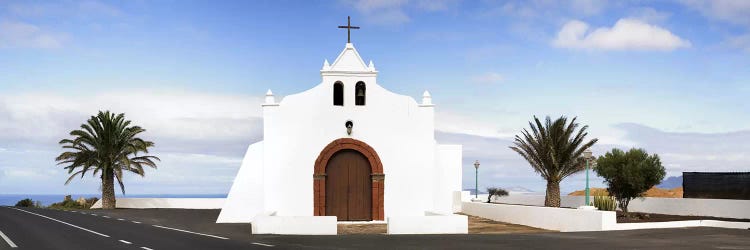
left=152, top=225, right=228, bottom=240
left=0, top=230, right=18, bottom=248
left=7, top=207, right=110, bottom=238
left=252, top=242, right=275, bottom=247
left=132, top=221, right=141, bottom=224
left=140, top=247, right=154, bottom=250
left=102, top=216, right=110, bottom=218
left=119, top=240, right=132, bottom=244
left=118, top=218, right=125, bottom=221
left=91, top=214, right=98, bottom=216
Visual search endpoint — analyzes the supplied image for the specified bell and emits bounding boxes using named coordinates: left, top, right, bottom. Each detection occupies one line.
left=357, top=88, right=364, bottom=97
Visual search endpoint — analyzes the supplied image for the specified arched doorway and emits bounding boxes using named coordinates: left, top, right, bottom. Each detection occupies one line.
left=325, top=150, right=371, bottom=221
left=314, top=138, right=384, bottom=221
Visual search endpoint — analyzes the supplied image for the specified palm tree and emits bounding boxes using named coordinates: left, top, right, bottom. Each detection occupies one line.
left=509, top=116, right=597, bottom=207
left=56, top=111, right=159, bottom=209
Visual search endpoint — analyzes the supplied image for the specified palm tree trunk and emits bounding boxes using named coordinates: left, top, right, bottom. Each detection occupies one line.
left=545, top=180, right=561, bottom=207
left=101, top=170, right=116, bottom=209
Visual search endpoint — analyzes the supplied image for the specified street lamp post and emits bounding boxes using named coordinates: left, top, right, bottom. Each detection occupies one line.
left=583, top=149, right=593, bottom=206
left=474, top=160, right=480, bottom=199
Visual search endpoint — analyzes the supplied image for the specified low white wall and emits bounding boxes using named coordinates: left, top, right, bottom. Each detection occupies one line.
left=463, top=201, right=750, bottom=232
left=701, top=220, right=750, bottom=230
left=627, top=197, right=750, bottom=219
left=609, top=220, right=750, bottom=231
left=462, top=202, right=615, bottom=232
left=493, top=195, right=750, bottom=219
left=90, top=198, right=225, bottom=209
left=608, top=220, right=702, bottom=230
left=387, top=212, right=468, bottom=234
left=251, top=215, right=337, bottom=235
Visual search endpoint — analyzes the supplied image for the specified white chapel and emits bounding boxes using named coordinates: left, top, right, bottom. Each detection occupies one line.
left=216, top=24, right=466, bottom=234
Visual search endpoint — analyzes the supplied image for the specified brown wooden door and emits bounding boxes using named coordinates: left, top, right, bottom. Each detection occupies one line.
left=325, top=149, right=372, bottom=221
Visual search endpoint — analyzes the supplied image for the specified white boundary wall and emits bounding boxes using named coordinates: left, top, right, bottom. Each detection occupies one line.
left=252, top=215, right=337, bottom=235
left=91, top=198, right=225, bottom=209
left=462, top=201, right=750, bottom=232
left=493, top=195, right=750, bottom=219
left=462, top=202, right=615, bottom=232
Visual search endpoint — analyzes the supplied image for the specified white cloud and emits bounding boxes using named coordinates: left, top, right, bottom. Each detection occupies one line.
left=0, top=90, right=264, bottom=194
left=78, top=0, right=122, bottom=17
left=630, top=7, right=672, bottom=23
left=727, top=34, right=750, bottom=53
left=679, top=0, right=750, bottom=27
left=435, top=111, right=514, bottom=139
left=570, top=0, right=606, bottom=16
left=341, top=0, right=459, bottom=26
left=8, top=0, right=123, bottom=18
left=342, top=0, right=410, bottom=26
left=0, top=21, right=68, bottom=49
left=0, top=91, right=263, bottom=142
left=552, top=18, right=691, bottom=51
left=472, top=72, right=504, bottom=85
left=414, top=0, right=460, bottom=12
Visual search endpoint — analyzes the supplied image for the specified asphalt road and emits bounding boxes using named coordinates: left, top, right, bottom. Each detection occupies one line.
left=0, top=207, right=259, bottom=250
left=1, top=206, right=749, bottom=249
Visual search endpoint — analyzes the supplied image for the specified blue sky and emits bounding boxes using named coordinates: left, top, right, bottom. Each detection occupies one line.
left=0, top=0, right=748, bottom=195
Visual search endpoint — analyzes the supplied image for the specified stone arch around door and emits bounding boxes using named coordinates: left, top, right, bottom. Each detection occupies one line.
left=313, top=138, right=384, bottom=221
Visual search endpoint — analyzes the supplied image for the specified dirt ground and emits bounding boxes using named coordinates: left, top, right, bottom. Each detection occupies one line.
left=337, top=214, right=550, bottom=235
left=462, top=213, right=552, bottom=234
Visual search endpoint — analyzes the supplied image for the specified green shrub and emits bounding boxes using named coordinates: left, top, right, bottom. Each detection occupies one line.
left=486, top=187, right=510, bottom=203
left=48, top=197, right=99, bottom=210
left=591, top=196, right=616, bottom=211
left=15, top=198, right=34, bottom=207
left=49, top=199, right=85, bottom=210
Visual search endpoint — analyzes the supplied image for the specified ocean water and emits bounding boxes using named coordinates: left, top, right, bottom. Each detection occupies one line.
left=0, top=194, right=227, bottom=207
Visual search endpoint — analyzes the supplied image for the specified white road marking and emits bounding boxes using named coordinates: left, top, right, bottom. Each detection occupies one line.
left=152, top=225, right=228, bottom=240
left=102, top=216, right=110, bottom=218
left=91, top=214, right=97, bottom=216
left=7, top=207, right=110, bottom=238
left=252, top=242, right=275, bottom=247
left=0, top=230, right=18, bottom=248
left=132, top=221, right=141, bottom=224
left=119, top=240, right=132, bottom=244
left=117, top=218, right=125, bottom=221
left=80, top=212, right=87, bottom=214
left=140, top=247, right=154, bottom=250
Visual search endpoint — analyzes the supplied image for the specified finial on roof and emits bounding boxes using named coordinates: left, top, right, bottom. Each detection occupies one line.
left=323, top=59, right=331, bottom=70
left=421, top=90, right=433, bottom=105
left=265, top=89, right=275, bottom=104
left=368, top=60, right=375, bottom=71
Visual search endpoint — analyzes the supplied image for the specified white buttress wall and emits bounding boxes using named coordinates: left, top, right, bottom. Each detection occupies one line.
left=216, top=142, right=264, bottom=223
left=433, top=145, right=462, bottom=214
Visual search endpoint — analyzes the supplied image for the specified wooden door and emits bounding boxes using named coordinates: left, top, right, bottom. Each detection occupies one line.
left=325, top=149, right=372, bottom=221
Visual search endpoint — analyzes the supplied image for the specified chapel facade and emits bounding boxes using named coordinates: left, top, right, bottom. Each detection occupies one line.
left=216, top=41, right=463, bottom=224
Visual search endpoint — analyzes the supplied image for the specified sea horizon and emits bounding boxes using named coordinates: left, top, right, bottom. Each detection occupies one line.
left=0, top=194, right=228, bottom=206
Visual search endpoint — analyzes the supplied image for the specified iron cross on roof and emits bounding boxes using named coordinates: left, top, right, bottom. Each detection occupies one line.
left=338, top=16, right=360, bottom=43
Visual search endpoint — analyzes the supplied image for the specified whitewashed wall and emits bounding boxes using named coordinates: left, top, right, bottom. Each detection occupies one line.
left=220, top=43, right=463, bottom=222
left=216, top=142, right=264, bottom=223
left=462, top=202, right=615, bottom=232
left=493, top=195, right=750, bottom=219
left=91, top=198, right=225, bottom=209
left=462, top=201, right=750, bottom=232
left=433, top=145, right=462, bottom=214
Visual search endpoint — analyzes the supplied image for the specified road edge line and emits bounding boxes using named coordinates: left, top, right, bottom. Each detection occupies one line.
left=0, top=230, right=18, bottom=248
left=152, top=225, right=228, bottom=240
left=6, top=207, right=110, bottom=238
